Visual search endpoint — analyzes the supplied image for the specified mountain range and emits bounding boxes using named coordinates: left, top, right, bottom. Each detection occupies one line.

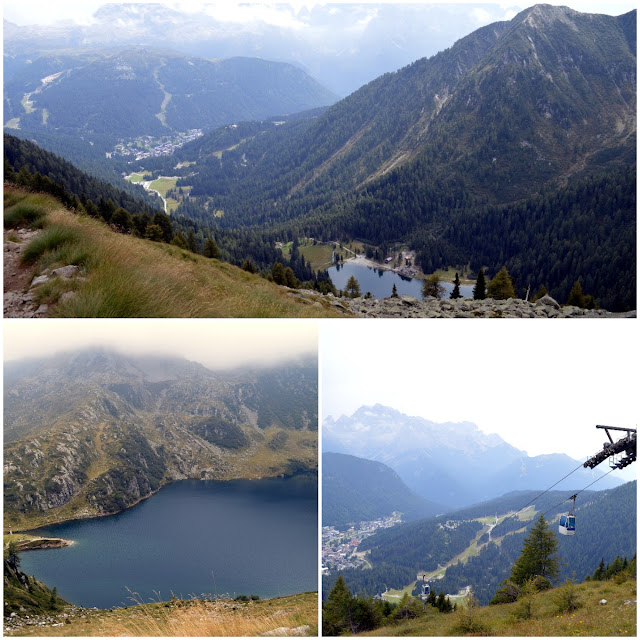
left=4, top=349, right=318, bottom=530
left=3, top=4, right=520, bottom=96
left=3, top=47, right=336, bottom=145
left=323, top=404, right=622, bottom=509
left=139, top=4, right=635, bottom=310
left=322, top=452, right=444, bottom=526
left=3, top=4, right=636, bottom=311
left=167, top=5, right=635, bottom=219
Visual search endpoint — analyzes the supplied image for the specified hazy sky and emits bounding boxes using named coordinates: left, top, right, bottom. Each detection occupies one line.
left=321, top=320, right=638, bottom=482
left=4, top=1, right=636, bottom=28
left=3, top=319, right=318, bottom=370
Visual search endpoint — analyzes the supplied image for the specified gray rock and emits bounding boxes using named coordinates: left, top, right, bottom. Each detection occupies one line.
left=536, top=294, right=560, bottom=309
left=59, top=291, right=77, bottom=304
left=31, top=275, right=50, bottom=286
left=51, top=265, right=79, bottom=279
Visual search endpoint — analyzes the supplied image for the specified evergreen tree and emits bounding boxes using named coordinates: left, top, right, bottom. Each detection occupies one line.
left=566, top=280, right=585, bottom=307
left=271, top=262, right=286, bottom=285
left=203, top=237, right=220, bottom=259
left=487, top=266, right=517, bottom=299
left=473, top=269, right=486, bottom=300
left=391, top=283, right=398, bottom=298
left=450, top=272, right=461, bottom=299
left=509, top=515, right=561, bottom=586
left=242, top=259, right=257, bottom=273
left=6, top=541, right=20, bottom=571
left=187, top=229, right=198, bottom=253
left=422, top=273, right=445, bottom=299
left=345, top=275, right=361, bottom=298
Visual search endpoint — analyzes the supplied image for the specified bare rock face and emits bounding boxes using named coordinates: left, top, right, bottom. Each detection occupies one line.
left=4, top=349, right=318, bottom=529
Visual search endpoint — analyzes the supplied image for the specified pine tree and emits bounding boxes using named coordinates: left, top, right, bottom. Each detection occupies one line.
left=566, top=280, right=585, bottom=307
left=509, top=514, right=561, bottom=586
left=487, top=266, right=517, bottom=299
left=422, top=274, right=445, bottom=299
left=203, top=237, right=220, bottom=259
left=345, top=275, right=361, bottom=298
left=391, top=283, right=399, bottom=298
left=473, top=269, right=486, bottom=300
left=450, top=272, right=461, bottom=299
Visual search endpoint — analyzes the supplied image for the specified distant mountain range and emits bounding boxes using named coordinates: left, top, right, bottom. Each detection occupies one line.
left=322, top=452, right=444, bottom=526
left=4, top=349, right=318, bottom=529
left=3, top=47, right=336, bottom=143
left=323, top=404, right=622, bottom=509
left=3, top=4, right=520, bottom=96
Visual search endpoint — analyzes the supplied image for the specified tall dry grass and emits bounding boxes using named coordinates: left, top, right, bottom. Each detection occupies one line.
left=5, top=189, right=340, bottom=318
left=95, top=595, right=317, bottom=637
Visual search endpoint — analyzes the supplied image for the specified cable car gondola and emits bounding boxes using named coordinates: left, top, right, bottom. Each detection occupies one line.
left=558, top=494, right=577, bottom=536
left=418, top=574, right=431, bottom=600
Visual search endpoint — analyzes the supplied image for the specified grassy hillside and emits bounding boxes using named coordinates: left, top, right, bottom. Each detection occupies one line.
left=358, top=576, right=636, bottom=636
left=4, top=187, right=341, bottom=318
left=4, top=591, right=318, bottom=637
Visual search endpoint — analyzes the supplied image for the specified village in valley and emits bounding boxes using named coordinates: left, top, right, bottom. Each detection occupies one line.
left=322, top=513, right=402, bottom=575
left=109, top=129, right=203, bottom=161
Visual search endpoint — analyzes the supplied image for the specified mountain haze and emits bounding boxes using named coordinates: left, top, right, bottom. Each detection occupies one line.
left=4, top=349, right=318, bottom=529
left=323, top=404, right=622, bottom=508
left=322, top=452, right=445, bottom=526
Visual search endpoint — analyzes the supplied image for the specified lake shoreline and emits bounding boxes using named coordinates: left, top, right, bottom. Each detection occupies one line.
left=14, top=469, right=318, bottom=535
left=18, top=475, right=318, bottom=609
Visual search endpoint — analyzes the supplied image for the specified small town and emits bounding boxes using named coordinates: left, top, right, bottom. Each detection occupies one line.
left=322, top=513, right=402, bottom=575
left=110, top=129, right=203, bottom=161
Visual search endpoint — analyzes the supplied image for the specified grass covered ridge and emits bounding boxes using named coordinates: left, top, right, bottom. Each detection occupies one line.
left=8, top=592, right=318, bottom=637
left=359, top=575, right=636, bottom=637
left=4, top=187, right=341, bottom=318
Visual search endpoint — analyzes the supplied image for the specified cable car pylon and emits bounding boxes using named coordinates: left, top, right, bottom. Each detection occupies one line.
left=583, top=425, right=636, bottom=471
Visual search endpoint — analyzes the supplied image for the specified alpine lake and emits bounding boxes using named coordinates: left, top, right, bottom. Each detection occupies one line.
left=327, top=263, right=474, bottom=299
left=19, top=475, right=318, bottom=609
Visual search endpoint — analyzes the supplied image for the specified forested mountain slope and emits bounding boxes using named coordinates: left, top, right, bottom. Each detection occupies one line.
left=163, top=5, right=635, bottom=310
left=172, top=5, right=635, bottom=220
left=4, top=48, right=337, bottom=144
left=3, top=135, right=329, bottom=282
left=323, top=453, right=445, bottom=526
left=322, top=481, right=636, bottom=606
left=4, top=349, right=318, bottom=530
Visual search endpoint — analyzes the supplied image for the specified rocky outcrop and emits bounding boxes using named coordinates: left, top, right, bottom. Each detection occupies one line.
left=289, top=290, right=635, bottom=318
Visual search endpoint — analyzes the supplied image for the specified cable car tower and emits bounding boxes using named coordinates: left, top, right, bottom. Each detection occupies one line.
left=555, top=425, right=636, bottom=538
left=583, top=425, right=636, bottom=471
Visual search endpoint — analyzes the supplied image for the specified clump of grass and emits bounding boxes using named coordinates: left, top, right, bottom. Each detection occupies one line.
left=553, top=579, right=583, bottom=614
left=448, top=590, right=491, bottom=635
left=31, top=278, right=79, bottom=306
left=4, top=203, right=49, bottom=229
left=3, top=191, right=27, bottom=208
left=20, top=226, right=80, bottom=265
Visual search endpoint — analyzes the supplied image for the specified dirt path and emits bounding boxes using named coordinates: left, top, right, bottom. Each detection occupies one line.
left=3, top=228, right=48, bottom=317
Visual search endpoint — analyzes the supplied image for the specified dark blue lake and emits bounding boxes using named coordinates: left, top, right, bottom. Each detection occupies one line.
left=20, top=475, right=317, bottom=609
left=327, top=263, right=474, bottom=299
